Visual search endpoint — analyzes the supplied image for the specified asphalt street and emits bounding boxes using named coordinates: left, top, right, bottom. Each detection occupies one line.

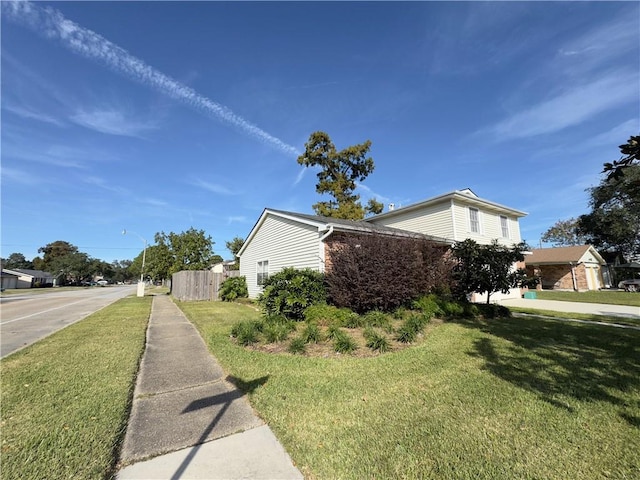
left=0, top=285, right=135, bottom=358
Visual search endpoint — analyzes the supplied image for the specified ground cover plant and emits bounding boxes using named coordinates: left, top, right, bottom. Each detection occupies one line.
left=229, top=296, right=444, bottom=357
left=0, top=296, right=151, bottom=480
left=536, top=289, right=640, bottom=307
left=179, top=300, right=640, bottom=479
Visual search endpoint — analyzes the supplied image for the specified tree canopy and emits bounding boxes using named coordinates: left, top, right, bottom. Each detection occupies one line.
left=541, top=218, right=587, bottom=247
left=297, top=131, right=383, bottom=220
left=1, top=253, right=34, bottom=270
left=451, top=239, right=529, bottom=304
left=577, top=165, right=640, bottom=260
left=130, top=228, right=219, bottom=281
left=602, top=135, right=640, bottom=181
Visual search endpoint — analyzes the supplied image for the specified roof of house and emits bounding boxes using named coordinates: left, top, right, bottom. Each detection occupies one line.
left=526, top=245, right=605, bottom=265
left=368, top=189, right=527, bottom=220
left=237, top=208, right=452, bottom=257
left=2, top=268, right=54, bottom=277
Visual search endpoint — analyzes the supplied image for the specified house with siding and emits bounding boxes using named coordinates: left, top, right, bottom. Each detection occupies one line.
left=367, top=189, right=525, bottom=247
left=238, top=189, right=528, bottom=300
left=1, top=269, right=55, bottom=288
left=524, top=245, right=607, bottom=291
left=237, top=209, right=449, bottom=299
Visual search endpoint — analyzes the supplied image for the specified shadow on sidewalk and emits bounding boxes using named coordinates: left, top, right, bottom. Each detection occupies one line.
left=170, top=375, right=269, bottom=480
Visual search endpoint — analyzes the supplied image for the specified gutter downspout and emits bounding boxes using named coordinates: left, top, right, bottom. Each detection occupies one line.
left=570, top=262, right=578, bottom=291
left=319, top=225, right=334, bottom=242
left=319, top=225, right=334, bottom=273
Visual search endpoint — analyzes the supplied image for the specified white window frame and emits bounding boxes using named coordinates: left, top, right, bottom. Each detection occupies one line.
left=469, top=207, right=480, bottom=234
left=257, top=260, right=269, bottom=286
left=500, top=215, right=510, bottom=238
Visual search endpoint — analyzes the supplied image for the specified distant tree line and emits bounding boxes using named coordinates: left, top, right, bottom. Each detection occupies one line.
left=1, top=228, right=237, bottom=286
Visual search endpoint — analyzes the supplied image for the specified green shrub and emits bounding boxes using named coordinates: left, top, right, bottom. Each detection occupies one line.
left=258, top=267, right=326, bottom=320
left=476, top=303, right=511, bottom=319
left=392, top=307, right=407, bottom=320
left=301, top=322, right=323, bottom=344
left=288, top=336, right=307, bottom=354
left=395, top=324, right=417, bottom=343
left=405, top=313, right=429, bottom=333
left=230, top=320, right=261, bottom=346
left=304, top=304, right=345, bottom=326
left=219, top=276, right=248, bottom=301
left=463, top=302, right=480, bottom=318
left=364, top=327, right=391, bottom=353
left=263, top=322, right=293, bottom=343
left=435, top=298, right=466, bottom=318
left=333, top=330, right=358, bottom=354
left=326, top=324, right=342, bottom=340
left=363, top=310, right=393, bottom=332
left=412, top=294, right=443, bottom=319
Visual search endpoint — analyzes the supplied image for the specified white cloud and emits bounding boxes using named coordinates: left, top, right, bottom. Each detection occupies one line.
left=482, top=70, right=638, bottom=141
left=192, top=179, right=238, bottom=196
left=355, top=182, right=391, bottom=204
left=227, top=216, right=247, bottom=224
left=70, top=108, right=157, bottom=137
left=1, top=166, right=43, bottom=185
left=3, top=104, right=65, bottom=127
left=2, top=0, right=300, bottom=156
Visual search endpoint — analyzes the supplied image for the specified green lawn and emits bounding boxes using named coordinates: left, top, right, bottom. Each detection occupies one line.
left=536, top=289, right=640, bottom=307
left=179, top=301, right=640, bottom=480
left=0, top=296, right=151, bottom=480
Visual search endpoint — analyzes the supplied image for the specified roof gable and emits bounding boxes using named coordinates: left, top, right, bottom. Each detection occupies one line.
left=237, top=208, right=452, bottom=257
left=368, top=189, right=527, bottom=221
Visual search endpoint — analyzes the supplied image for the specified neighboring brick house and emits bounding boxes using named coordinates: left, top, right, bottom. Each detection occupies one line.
left=524, top=245, right=606, bottom=291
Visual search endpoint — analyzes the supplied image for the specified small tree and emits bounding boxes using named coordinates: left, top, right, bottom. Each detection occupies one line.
left=541, top=218, right=587, bottom=246
left=451, top=239, right=528, bottom=305
left=225, top=236, right=245, bottom=270
left=297, top=131, right=381, bottom=220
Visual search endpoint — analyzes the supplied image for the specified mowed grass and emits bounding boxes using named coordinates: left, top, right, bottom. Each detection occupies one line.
left=1, top=296, right=151, bottom=480
left=536, top=289, right=640, bottom=307
left=179, top=301, right=640, bottom=480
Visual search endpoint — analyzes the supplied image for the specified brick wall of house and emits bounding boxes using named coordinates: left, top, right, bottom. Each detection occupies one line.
left=526, top=264, right=590, bottom=291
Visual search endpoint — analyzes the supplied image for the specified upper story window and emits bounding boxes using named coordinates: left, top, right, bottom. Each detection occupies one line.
left=500, top=215, right=510, bottom=238
left=469, top=207, right=480, bottom=233
left=257, top=260, right=269, bottom=285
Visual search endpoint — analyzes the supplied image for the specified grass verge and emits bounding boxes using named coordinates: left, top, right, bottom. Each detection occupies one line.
left=178, top=300, right=640, bottom=480
left=536, top=289, right=640, bottom=307
left=0, top=296, right=151, bottom=480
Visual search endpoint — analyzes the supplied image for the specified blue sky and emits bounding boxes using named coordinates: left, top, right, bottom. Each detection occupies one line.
left=2, top=1, right=638, bottom=264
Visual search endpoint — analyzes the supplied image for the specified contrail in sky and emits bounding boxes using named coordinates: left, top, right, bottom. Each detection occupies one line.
left=2, top=0, right=301, bottom=156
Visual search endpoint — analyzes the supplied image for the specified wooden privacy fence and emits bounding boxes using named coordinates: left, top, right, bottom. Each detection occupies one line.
left=171, top=270, right=240, bottom=301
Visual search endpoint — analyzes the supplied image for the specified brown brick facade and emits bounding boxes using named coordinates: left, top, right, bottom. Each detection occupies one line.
left=525, top=264, right=598, bottom=291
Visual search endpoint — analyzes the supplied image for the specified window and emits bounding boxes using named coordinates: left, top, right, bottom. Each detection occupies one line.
left=257, top=260, right=269, bottom=285
left=500, top=215, right=510, bottom=238
left=469, top=207, right=480, bottom=233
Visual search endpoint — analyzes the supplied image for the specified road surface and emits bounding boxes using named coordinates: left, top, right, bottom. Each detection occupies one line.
left=0, top=285, right=135, bottom=358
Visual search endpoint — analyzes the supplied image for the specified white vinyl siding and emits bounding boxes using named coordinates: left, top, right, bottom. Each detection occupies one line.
left=368, top=202, right=454, bottom=239
left=239, top=214, right=322, bottom=298
left=453, top=203, right=521, bottom=245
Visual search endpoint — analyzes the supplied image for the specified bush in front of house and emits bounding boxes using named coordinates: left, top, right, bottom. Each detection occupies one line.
left=219, top=276, right=248, bottom=301
left=258, top=267, right=326, bottom=321
left=325, top=233, right=454, bottom=314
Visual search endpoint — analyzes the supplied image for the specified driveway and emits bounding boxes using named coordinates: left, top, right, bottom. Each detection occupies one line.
left=0, top=285, right=135, bottom=358
left=499, top=298, right=640, bottom=318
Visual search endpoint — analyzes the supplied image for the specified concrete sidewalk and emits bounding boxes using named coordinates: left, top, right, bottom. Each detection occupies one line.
left=117, top=295, right=302, bottom=480
left=499, top=297, right=640, bottom=318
